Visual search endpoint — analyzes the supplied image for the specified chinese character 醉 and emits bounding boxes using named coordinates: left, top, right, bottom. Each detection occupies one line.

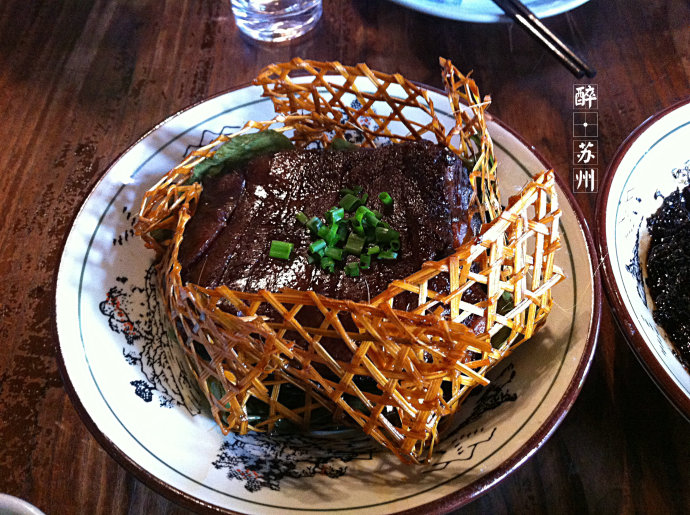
left=575, top=85, right=597, bottom=109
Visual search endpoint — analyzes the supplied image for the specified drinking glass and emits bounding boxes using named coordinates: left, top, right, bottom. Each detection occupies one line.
left=231, top=0, right=322, bottom=43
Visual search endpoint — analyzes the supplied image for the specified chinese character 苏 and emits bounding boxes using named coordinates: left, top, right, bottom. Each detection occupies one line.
left=574, top=85, right=598, bottom=109
left=576, top=141, right=595, bottom=164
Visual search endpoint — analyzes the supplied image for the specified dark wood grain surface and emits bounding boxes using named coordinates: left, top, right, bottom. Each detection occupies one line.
left=0, top=0, right=688, bottom=513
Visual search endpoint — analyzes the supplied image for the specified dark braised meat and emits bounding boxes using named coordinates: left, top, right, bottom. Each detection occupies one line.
left=646, top=185, right=690, bottom=367
left=177, top=172, right=246, bottom=271
left=179, top=141, right=476, bottom=305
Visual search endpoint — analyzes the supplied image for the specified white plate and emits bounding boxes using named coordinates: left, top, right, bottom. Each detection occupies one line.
left=0, top=495, right=45, bottom=515
left=55, top=79, right=600, bottom=514
left=597, top=98, right=690, bottom=420
left=388, top=0, right=591, bottom=23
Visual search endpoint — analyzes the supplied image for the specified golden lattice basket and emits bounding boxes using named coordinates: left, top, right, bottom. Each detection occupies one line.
left=135, top=58, right=564, bottom=464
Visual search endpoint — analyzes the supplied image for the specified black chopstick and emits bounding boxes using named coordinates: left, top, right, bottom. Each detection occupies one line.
left=491, top=0, right=596, bottom=78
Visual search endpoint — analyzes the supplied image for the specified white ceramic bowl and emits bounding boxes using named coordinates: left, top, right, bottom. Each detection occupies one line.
left=55, top=79, right=600, bottom=513
left=597, top=97, right=690, bottom=419
left=387, top=0, right=591, bottom=23
left=0, top=494, right=45, bottom=515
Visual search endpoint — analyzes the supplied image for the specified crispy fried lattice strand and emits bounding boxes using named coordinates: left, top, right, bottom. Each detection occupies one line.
left=135, top=58, right=563, bottom=463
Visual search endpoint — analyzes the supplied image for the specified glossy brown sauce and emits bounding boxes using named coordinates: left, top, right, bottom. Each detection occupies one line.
left=179, top=141, right=479, bottom=309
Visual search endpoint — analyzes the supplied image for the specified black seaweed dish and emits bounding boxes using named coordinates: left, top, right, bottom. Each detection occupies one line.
left=645, top=185, right=690, bottom=369
left=596, top=96, right=690, bottom=422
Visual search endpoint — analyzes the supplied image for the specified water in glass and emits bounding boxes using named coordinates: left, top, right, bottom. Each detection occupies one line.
left=231, top=0, right=322, bottom=43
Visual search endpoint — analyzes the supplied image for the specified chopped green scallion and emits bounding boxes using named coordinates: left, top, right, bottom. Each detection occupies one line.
left=339, top=193, right=361, bottom=212
left=345, top=262, right=360, bottom=277
left=336, top=224, right=349, bottom=242
left=324, top=223, right=340, bottom=246
left=321, top=256, right=336, bottom=273
left=294, top=183, right=400, bottom=275
left=344, top=233, right=366, bottom=256
left=378, top=191, right=393, bottom=207
left=306, top=216, right=323, bottom=235
left=308, top=239, right=327, bottom=254
left=375, top=226, right=400, bottom=243
left=325, top=247, right=344, bottom=261
left=295, top=211, right=309, bottom=225
left=354, top=205, right=370, bottom=222
left=269, top=240, right=293, bottom=260
left=326, top=207, right=345, bottom=224
left=351, top=217, right=364, bottom=236
left=364, top=227, right=377, bottom=244
left=317, top=225, right=330, bottom=239
left=364, top=212, right=381, bottom=227
left=378, top=250, right=398, bottom=260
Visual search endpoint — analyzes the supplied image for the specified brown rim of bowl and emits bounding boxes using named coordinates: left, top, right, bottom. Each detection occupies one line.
left=52, top=79, right=601, bottom=515
left=595, top=96, right=690, bottom=422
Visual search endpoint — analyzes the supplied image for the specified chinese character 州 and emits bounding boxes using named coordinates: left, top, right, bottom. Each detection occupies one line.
left=574, top=85, right=598, bottom=109
left=574, top=168, right=597, bottom=192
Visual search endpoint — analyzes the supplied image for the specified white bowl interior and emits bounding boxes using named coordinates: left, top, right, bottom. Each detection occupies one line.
left=603, top=101, right=690, bottom=406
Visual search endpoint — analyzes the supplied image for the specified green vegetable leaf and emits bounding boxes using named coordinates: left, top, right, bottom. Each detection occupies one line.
left=491, top=291, right=515, bottom=348
left=189, top=130, right=294, bottom=183
left=330, top=137, right=357, bottom=150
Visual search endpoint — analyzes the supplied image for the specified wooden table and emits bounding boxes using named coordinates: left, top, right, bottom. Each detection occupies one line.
left=0, top=0, right=688, bottom=513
